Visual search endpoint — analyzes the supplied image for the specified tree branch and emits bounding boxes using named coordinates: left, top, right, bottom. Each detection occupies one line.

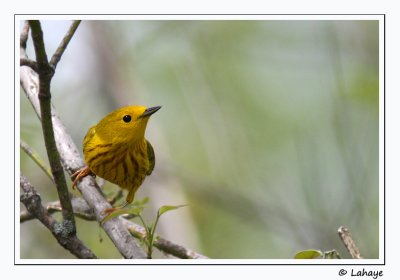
left=337, top=226, right=363, bottom=259
left=20, top=196, right=207, bottom=259
left=20, top=20, right=30, bottom=49
left=49, top=20, right=81, bottom=69
left=20, top=174, right=97, bottom=258
left=28, top=20, right=77, bottom=233
left=20, top=23, right=146, bottom=258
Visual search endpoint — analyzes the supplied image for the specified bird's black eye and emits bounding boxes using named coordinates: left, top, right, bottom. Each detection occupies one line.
left=123, top=115, right=131, bottom=123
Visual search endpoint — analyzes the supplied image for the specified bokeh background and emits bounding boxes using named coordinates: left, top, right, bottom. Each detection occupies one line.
left=20, top=20, right=380, bottom=259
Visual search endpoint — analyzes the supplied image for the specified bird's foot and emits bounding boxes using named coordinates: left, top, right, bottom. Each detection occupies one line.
left=71, top=166, right=94, bottom=189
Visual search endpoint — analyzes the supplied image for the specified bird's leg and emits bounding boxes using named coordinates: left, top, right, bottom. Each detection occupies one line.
left=102, top=201, right=129, bottom=216
left=71, top=166, right=94, bottom=189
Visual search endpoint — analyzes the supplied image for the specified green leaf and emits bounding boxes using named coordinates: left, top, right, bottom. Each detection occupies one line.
left=101, top=206, right=144, bottom=224
left=294, top=249, right=323, bottom=259
left=157, top=204, right=187, bottom=217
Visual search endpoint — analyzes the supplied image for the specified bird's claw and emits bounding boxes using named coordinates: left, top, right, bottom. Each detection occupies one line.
left=71, top=166, right=93, bottom=189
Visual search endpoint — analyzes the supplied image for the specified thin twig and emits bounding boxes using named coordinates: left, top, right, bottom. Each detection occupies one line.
left=28, top=20, right=77, bottom=232
left=20, top=139, right=54, bottom=182
left=20, top=196, right=96, bottom=223
left=49, top=20, right=81, bottom=69
left=338, top=226, right=363, bottom=259
left=20, top=174, right=97, bottom=258
left=108, top=189, right=124, bottom=205
left=20, top=58, right=39, bottom=72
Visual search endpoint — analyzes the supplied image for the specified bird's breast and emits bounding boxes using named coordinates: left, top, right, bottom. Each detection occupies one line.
left=84, top=140, right=150, bottom=189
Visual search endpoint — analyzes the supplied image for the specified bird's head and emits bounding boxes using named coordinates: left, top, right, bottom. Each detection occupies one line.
left=95, top=105, right=161, bottom=144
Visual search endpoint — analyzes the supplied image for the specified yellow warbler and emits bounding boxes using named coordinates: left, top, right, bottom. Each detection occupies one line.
left=72, top=105, right=161, bottom=213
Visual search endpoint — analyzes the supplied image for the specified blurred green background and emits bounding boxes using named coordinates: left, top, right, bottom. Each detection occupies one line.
left=20, top=20, right=379, bottom=259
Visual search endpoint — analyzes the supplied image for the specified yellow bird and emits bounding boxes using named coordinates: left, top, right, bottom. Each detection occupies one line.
left=72, top=105, right=161, bottom=213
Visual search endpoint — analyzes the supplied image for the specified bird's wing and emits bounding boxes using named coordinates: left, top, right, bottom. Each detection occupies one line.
left=146, top=140, right=155, bottom=175
left=83, top=126, right=96, bottom=146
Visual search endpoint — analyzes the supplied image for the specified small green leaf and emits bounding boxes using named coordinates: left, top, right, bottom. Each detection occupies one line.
left=157, top=204, right=187, bottom=217
left=132, top=197, right=150, bottom=206
left=294, top=249, right=323, bottom=259
left=101, top=206, right=144, bottom=224
left=324, top=250, right=341, bottom=259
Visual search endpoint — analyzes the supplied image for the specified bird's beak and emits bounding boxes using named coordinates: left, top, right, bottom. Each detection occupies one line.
left=140, top=106, right=162, bottom=118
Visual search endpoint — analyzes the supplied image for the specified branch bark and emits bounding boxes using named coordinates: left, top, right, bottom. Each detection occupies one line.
left=20, top=20, right=146, bottom=259
left=338, top=226, right=363, bottom=259
left=20, top=175, right=97, bottom=258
